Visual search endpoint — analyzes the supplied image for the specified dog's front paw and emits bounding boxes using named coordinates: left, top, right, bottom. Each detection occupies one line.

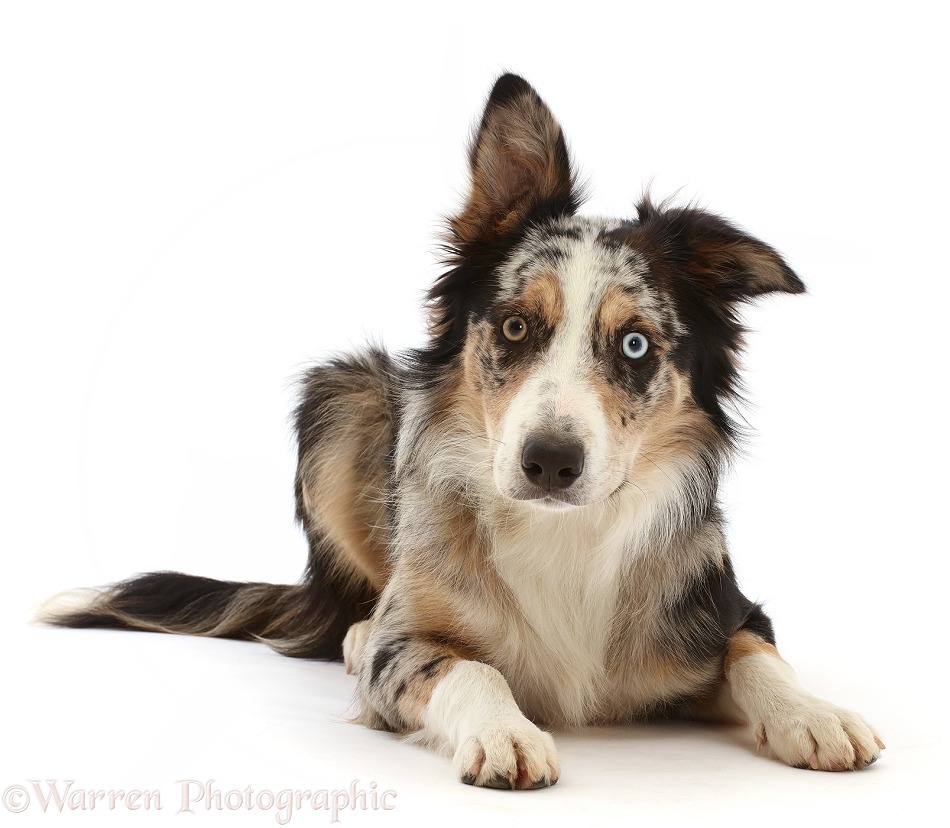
left=756, top=698, right=885, bottom=771
left=455, top=718, right=559, bottom=790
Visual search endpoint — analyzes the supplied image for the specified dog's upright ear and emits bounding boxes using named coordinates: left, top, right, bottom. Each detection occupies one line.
left=450, top=74, right=582, bottom=248
left=419, top=75, right=582, bottom=371
left=634, top=198, right=805, bottom=301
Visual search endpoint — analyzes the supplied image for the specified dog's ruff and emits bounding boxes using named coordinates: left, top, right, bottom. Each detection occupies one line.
left=44, top=74, right=883, bottom=787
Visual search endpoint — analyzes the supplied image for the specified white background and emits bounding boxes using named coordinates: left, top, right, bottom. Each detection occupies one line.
left=1, top=2, right=947, bottom=826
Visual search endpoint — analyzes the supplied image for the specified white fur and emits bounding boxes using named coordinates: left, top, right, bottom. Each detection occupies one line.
left=727, top=653, right=884, bottom=770
left=343, top=619, right=372, bottom=675
left=421, top=660, right=559, bottom=787
left=34, top=588, right=99, bottom=623
left=484, top=501, right=627, bottom=724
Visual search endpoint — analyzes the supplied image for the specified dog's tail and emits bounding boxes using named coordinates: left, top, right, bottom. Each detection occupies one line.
left=40, top=559, right=377, bottom=660
left=42, top=350, right=394, bottom=660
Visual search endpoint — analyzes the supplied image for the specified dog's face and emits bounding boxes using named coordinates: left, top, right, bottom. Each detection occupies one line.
left=463, top=217, right=687, bottom=508
left=425, top=75, right=804, bottom=510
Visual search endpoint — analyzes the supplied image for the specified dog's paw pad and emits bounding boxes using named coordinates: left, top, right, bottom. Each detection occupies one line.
left=454, top=719, right=559, bottom=790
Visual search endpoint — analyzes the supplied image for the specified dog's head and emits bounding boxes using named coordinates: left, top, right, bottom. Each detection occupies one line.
left=424, top=75, right=803, bottom=511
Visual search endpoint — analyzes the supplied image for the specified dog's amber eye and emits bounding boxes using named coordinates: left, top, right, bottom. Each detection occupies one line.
left=621, top=332, right=649, bottom=359
left=502, top=315, right=529, bottom=342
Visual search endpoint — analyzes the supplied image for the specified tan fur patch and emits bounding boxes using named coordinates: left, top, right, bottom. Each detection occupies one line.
left=305, top=464, right=389, bottom=589
left=634, top=370, right=723, bottom=473
left=739, top=247, right=795, bottom=293
left=724, top=629, right=782, bottom=674
left=400, top=509, right=501, bottom=641
left=456, top=333, right=495, bottom=416
left=585, top=357, right=690, bottom=470
left=395, top=656, right=461, bottom=723
left=400, top=566, right=470, bottom=636
left=520, top=269, right=564, bottom=326
left=300, top=386, right=392, bottom=590
left=595, top=284, right=655, bottom=339
left=601, top=521, right=729, bottom=718
left=373, top=567, right=483, bottom=727
left=585, top=283, right=671, bottom=434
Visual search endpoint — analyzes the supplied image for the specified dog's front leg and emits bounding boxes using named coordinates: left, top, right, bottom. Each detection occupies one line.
left=424, top=660, right=560, bottom=789
left=724, top=630, right=884, bottom=770
left=355, top=627, right=559, bottom=789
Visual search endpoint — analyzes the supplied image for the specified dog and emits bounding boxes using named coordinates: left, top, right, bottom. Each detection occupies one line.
left=44, top=74, right=884, bottom=788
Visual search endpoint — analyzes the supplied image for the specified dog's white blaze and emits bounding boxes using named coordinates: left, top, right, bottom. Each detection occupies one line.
left=493, top=239, right=628, bottom=504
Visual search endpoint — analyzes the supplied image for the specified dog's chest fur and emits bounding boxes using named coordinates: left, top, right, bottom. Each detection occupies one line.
left=475, top=501, right=715, bottom=726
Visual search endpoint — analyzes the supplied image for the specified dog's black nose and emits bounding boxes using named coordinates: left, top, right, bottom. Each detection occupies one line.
left=521, top=436, right=585, bottom=490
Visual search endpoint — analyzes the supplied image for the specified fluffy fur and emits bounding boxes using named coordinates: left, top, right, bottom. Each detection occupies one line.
left=43, top=74, right=883, bottom=787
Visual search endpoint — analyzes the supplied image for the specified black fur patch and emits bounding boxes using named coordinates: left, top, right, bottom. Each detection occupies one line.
left=45, top=572, right=246, bottom=631
left=370, top=636, right=410, bottom=686
left=593, top=327, right=660, bottom=399
left=666, top=555, right=775, bottom=665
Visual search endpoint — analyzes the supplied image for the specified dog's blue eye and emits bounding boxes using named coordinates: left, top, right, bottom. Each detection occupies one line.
left=621, top=332, right=649, bottom=360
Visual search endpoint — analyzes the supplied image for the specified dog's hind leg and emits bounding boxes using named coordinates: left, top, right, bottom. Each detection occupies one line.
left=343, top=619, right=373, bottom=675
left=724, top=629, right=884, bottom=770
left=294, top=349, right=396, bottom=594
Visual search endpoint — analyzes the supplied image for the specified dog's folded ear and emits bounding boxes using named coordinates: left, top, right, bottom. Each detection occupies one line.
left=629, top=200, right=804, bottom=441
left=450, top=74, right=582, bottom=247
left=635, top=199, right=805, bottom=300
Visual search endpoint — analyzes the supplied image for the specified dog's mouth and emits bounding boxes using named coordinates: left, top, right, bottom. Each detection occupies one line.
left=500, top=473, right=632, bottom=510
left=533, top=495, right=578, bottom=511
left=508, top=489, right=580, bottom=509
